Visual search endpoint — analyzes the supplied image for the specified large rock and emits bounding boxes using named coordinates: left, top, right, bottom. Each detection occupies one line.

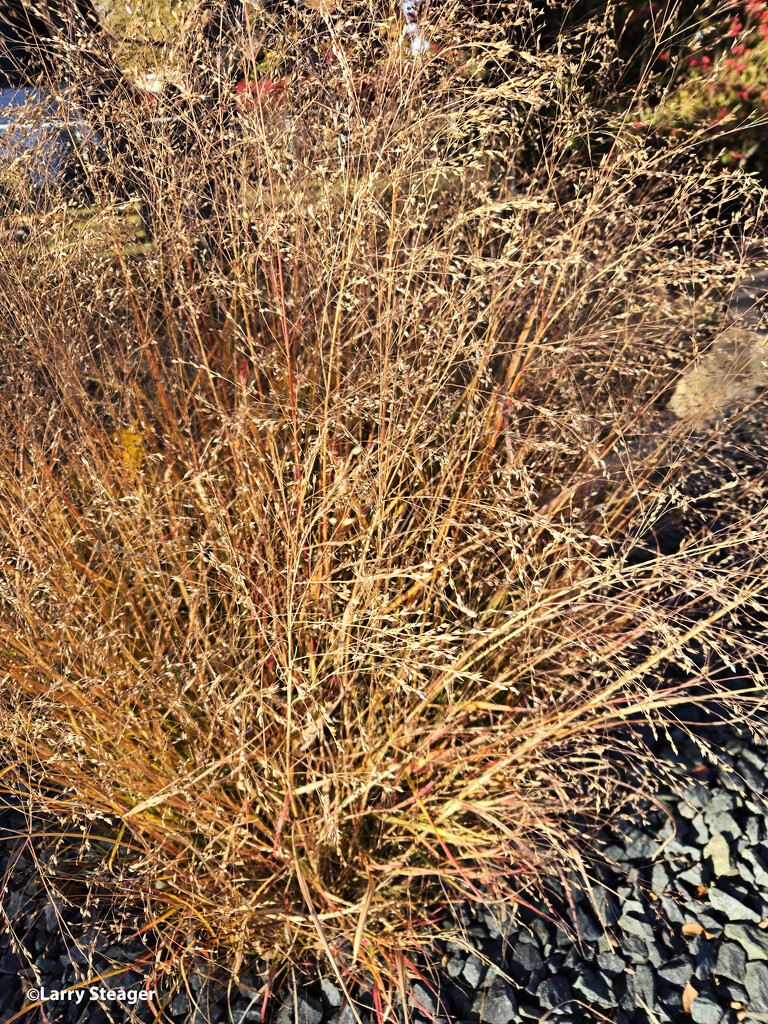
left=668, top=325, right=768, bottom=424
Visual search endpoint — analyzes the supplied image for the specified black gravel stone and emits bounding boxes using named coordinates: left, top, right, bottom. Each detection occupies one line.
left=714, top=942, right=746, bottom=983
left=277, top=992, right=324, bottom=1024
left=472, top=971, right=517, bottom=1024
left=720, top=980, right=748, bottom=1005
left=592, top=888, right=620, bottom=927
left=596, top=952, right=625, bottom=976
left=746, top=960, right=768, bottom=1011
left=690, top=993, right=725, bottom=1024
left=629, top=963, right=657, bottom=1010
left=659, top=894, right=686, bottom=924
left=410, top=981, right=438, bottom=1016
left=742, top=846, right=768, bottom=885
left=622, top=934, right=653, bottom=962
left=691, top=938, right=717, bottom=981
left=708, top=886, right=762, bottom=922
left=523, top=967, right=547, bottom=996
left=545, top=949, right=566, bottom=973
left=572, top=968, right=615, bottom=1008
left=461, top=954, right=485, bottom=988
left=658, top=954, right=695, bottom=987
left=645, top=938, right=667, bottom=967
left=724, top=923, right=768, bottom=959
left=513, top=940, right=543, bottom=971
left=573, top=906, right=602, bottom=943
left=682, top=780, right=712, bottom=810
left=0, top=974, right=20, bottom=1010
left=535, top=975, right=572, bottom=1011
left=737, top=757, right=767, bottom=794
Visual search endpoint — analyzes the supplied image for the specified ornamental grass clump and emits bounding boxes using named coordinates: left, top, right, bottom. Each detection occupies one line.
left=0, top=0, right=767, bottom=1015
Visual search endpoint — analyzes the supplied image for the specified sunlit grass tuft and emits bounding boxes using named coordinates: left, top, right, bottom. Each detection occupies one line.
left=0, top=0, right=766, bottom=1013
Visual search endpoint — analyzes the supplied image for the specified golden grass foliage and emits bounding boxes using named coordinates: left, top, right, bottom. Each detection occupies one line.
left=0, top=0, right=767, bottom=1009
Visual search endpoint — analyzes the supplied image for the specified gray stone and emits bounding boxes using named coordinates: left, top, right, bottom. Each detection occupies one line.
left=691, top=909, right=725, bottom=936
left=590, top=887, right=619, bottom=927
left=172, top=991, right=191, bottom=1015
left=708, top=812, right=741, bottom=838
left=625, top=836, right=659, bottom=860
left=276, top=993, right=324, bottom=1024
left=515, top=941, right=543, bottom=971
left=660, top=895, right=686, bottom=924
left=597, top=952, right=625, bottom=976
left=232, top=1002, right=264, bottom=1024
left=658, top=955, right=695, bottom=987
left=724, top=923, right=768, bottom=960
left=746, top=961, right=768, bottom=1011
left=666, top=838, right=702, bottom=861
left=573, top=906, right=602, bottom=943
left=742, top=846, right=768, bottom=886
left=619, top=901, right=653, bottom=941
left=328, top=1006, right=363, bottom=1024
left=646, top=938, right=665, bottom=967
left=693, top=939, right=716, bottom=981
left=651, top=863, right=671, bottom=895
left=480, top=908, right=502, bottom=939
left=708, top=887, right=762, bottom=922
left=524, top=967, right=547, bottom=996
left=532, top=918, right=552, bottom=953
left=739, top=859, right=756, bottom=884
left=682, top=780, right=712, bottom=810
left=744, top=797, right=768, bottom=820
left=704, top=791, right=739, bottom=819
left=410, top=982, right=438, bottom=1016
left=737, top=758, right=767, bottom=794
left=446, top=952, right=464, bottom=978
left=321, top=979, right=343, bottom=1009
left=473, top=971, right=517, bottom=1024
left=462, top=955, right=485, bottom=989
left=722, top=980, right=749, bottom=1005
left=690, top=993, right=724, bottom=1024
left=720, top=771, right=746, bottom=795
left=741, top=747, right=767, bottom=770
left=536, top=976, right=572, bottom=1011
left=572, top=969, right=615, bottom=1008
left=714, top=942, right=746, bottom=983
left=43, top=899, right=61, bottom=932
left=703, top=834, right=738, bottom=877
left=679, top=864, right=705, bottom=889
left=690, top=814, right=710, bottom=846
left=630, top=963, right=657, bottom=1010
left=747, top=816, right=765, bottom=844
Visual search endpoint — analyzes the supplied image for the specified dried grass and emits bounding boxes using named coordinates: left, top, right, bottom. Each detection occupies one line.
left=0, top=0, right=766, bottom=1014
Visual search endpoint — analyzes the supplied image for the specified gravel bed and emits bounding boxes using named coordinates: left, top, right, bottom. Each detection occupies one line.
left=0, top=718, right=767, bottom=1024
left=261, top=720, right=768, bottom=1024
